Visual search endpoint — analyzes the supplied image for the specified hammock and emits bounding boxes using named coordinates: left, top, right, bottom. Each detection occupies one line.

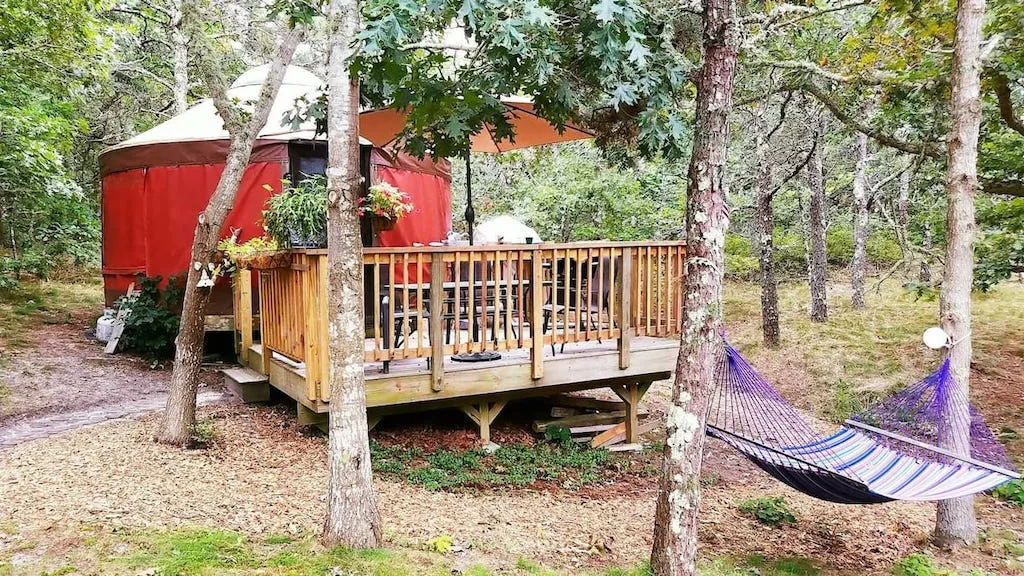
left=707, top=343, right=1020, bottom=504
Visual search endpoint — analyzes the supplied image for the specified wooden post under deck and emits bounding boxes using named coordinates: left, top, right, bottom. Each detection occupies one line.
left=460, top=400, right=508, bottom=443
left=611, top=381, right=651, bottom=443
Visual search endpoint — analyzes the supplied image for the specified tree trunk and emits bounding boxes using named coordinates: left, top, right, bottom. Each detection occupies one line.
left=920, top=227, right=933, bottom=282
left=156, top=26, right=304, bottom=446
left=935, top=0, right=985, bottom=548
left=807, top=112, right=828, bottom=322
left=170, top=0, right=189, bottom=115
left=897, top=168, right=912, bottom=277
left=650, top=0, right=738, bottom=573
left=321, top=0, right=383, bottom=547
left=850, top=130, right=870, bottom=309
left=753, top=101, right=780, bottom=347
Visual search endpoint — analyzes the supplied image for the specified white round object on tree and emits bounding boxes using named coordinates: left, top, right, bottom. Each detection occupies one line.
left=923, top=327, right=949, bottom=350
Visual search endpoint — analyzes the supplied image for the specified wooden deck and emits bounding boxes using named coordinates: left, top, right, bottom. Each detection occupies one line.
left=232, top=241, right=685, bottom=441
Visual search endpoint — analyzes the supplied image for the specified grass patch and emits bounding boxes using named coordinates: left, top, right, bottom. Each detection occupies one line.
left=0, top=278, right=102, bottom=351
left=0, top=526, right=663, bottom=576
left=370, top=438, right=619, bottom=490
left=722, top=281, right=1024, bottom=420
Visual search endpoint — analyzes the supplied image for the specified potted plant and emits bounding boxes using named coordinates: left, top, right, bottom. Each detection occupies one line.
left=262, top=176, right=328, bottom=248
left=219, top=236, right=291, bottom=270
left=359, top=182, right=414, bottom=232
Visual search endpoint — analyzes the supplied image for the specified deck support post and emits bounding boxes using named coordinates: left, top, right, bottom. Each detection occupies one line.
left=297, top=402, right=328, bottom=427
left=611, top=381, right=650, bottom=444
left=234, top=269, right=254, bottom=365
left=257, top=272, right=272, bottom=376
left=617, top=248, right=633, bottom=369
left=459, top=399, right=508, bottom=443
left=430, top=256, right=445, bottom=391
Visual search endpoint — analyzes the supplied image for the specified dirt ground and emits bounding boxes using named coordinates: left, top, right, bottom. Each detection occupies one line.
left=0, top=321, right=221, bottom=427
left=0, top=302, right=1022, bottom=575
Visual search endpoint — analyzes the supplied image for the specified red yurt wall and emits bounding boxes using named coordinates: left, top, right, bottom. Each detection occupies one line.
left=374, top=162, right=452, bottom=284
left=101, top=145, right=452, bottom=310
left=101, top=161, right=282, bottom=307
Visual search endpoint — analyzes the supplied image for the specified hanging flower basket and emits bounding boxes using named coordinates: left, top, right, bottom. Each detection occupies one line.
left=359, top=182, right=413, bottom=234
left=232, top=249, right=293, bottom=270
left=371, top=216, right=398, bottom=233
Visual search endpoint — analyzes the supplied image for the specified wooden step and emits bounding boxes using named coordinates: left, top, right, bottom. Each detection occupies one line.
left=223, top=367, right=270, bottom=403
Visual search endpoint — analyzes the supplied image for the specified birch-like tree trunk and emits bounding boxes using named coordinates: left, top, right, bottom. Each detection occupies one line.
left=807, top=112, right=828, bottom=322
left=935, top=0, right=986, bottom=547
left=169, top=0, right=189, bottom=115
left=753, top=101, right=780, bottom=347
left=896, top=168, right=913, bottom=277
left=650, top=0, right=738, bottom=572
left=321, top=0, right=383, bottom=546
left=850, top=130, right=870, bottom=309
left=920, top=227, right=933, bottom=282
left=156, top=24, right=304, bottom=446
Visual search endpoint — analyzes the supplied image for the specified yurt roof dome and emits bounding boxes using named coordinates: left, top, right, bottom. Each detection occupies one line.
left=100, top=65, right=371, bottom=174
left=231, top=64, right=322, bottom=89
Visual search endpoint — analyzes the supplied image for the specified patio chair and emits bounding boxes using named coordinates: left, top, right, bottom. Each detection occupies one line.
left=541, top=256, right=614, bottom=354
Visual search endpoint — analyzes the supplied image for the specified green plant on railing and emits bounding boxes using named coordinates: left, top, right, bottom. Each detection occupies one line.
left=737, top=496, right=797, bottom=526
left=263, top=176, right=328, bottom=248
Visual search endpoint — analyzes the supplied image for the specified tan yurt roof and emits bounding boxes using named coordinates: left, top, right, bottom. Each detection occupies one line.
left=99, top=65, right=372, bottom=174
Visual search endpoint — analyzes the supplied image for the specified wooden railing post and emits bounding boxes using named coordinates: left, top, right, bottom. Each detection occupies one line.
left=429, top=255, right=445, bottom=391
left=301, top=255, right=321, bottom=402
left=618, top=247, right=633, bottom=369
left=235, top=268, right=253, bottom=365
left=530, top=247, right=545, bottom=379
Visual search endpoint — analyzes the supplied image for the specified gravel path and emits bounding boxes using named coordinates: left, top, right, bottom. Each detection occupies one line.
left=0, top=390, right=232, bottom=448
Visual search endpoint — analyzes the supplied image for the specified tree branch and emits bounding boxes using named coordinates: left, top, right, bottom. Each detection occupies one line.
left=802, top=83, right=944, bottom=157
left=769, top=139, right=816, bottom=196
left=992, top=72, right=1024, bottom=136
left=980, top=178, right=1024, bottom=198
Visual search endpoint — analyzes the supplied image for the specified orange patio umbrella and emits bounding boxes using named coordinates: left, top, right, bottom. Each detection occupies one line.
left=359, top=95, right=593, bottom=244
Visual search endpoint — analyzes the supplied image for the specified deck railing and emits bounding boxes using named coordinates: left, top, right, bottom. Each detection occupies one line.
left=234, top=241, right=684, bottom=401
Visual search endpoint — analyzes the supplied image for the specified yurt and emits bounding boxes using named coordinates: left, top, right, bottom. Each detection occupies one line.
left=99, top=65, right=452, bottom=316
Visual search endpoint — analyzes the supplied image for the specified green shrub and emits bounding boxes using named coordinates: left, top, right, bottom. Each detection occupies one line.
left=118, top=276, right=183, bottom=361
left=189, top=419, right=216, bottom=448
left=891, top=553, right=955, bottom=576
left=773, top=231, right=808, bottom=278
left=725, top=234, right=752, bottom=257
left=826, top=226, right=855, bottom=265
left=867, top=231, right=903, bottom=267
left=370, top=439, right=613, bottom=490
left=726, top=255, right=759, bottom=281
left=738, top=496, right=796, bottom=526
left=991, top=479, right=1024, bottom=507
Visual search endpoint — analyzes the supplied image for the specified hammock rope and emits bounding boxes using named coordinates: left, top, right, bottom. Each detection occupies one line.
left=707, top=342, right=1020, bottom=504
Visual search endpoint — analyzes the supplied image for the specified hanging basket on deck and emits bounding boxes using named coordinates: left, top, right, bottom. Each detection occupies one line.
left=371, top=216, right=398, bottom=233
left=232, top=249, right=293, bottom=270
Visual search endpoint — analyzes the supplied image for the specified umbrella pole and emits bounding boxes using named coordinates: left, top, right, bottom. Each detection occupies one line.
left=464, top=152, right=475, bottom=245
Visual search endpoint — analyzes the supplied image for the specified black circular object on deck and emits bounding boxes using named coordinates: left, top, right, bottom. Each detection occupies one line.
left=451, top=351, right=502, bottom=362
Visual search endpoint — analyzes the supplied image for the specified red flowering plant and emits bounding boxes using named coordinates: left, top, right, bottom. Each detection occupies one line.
left=358, top=182, right=414, bottom=223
